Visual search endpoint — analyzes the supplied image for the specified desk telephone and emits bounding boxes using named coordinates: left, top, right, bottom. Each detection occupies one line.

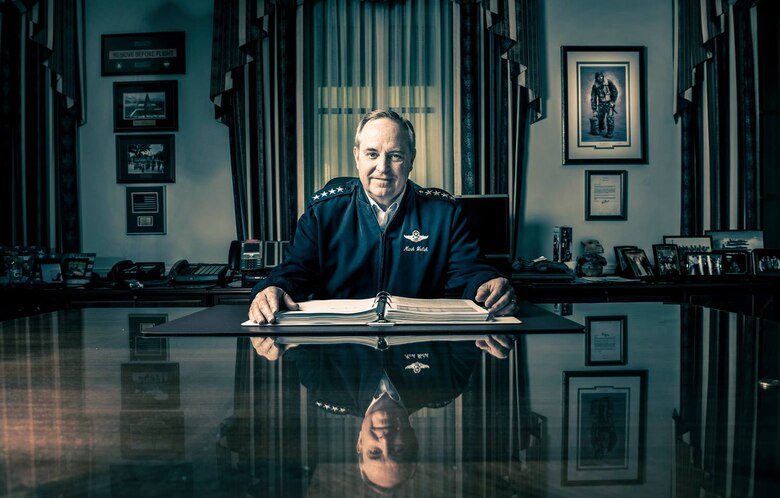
left=109, top=260, right=166, bottom=282
left=229, top=239, right=289, bottom=287
left=170, top=260, right=228, bottom=286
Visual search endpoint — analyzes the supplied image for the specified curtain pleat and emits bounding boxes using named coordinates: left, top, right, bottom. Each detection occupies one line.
left=733, top=2, right=759, bottom=230
left=0, top=5, right=24, bottom=246
left=731, top=315, right=757, bottom=497
left=1, top=0, right=84, bottom=251
left=702, top=309, right=730, bottom=495
left=674, top=0, right=763, bottom=235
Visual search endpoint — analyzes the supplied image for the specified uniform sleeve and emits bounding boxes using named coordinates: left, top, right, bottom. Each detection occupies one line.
left=445, top=202, right=503, bottom=299
left=609, top=80, right=619, bottom=103
left=250, top=207, right=322, bottom=302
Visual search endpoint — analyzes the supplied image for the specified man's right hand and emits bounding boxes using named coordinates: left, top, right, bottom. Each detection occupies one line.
left=248, top=286, right=300, bottom=324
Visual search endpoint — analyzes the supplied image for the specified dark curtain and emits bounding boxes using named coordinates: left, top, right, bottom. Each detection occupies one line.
left=674, top=0, right=762, bottom=234
left=0, top=0, right=84, bottom=252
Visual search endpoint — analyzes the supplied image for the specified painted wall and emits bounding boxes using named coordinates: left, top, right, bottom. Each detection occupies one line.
left=519, top=0, right=680, bottom=269
left=78, top=0, right=678, bottom=273
left=79, top=0, right=234, bottom=271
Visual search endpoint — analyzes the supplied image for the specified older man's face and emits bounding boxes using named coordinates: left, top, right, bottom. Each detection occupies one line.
left=353, top=118, right=415, bottom=209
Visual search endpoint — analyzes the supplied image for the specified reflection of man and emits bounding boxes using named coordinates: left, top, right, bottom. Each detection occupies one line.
left=590, top=72, right=619, bottom=138
left=252, top=340, right=512, bottom=493
left=248, top=109, right=517, bottom=326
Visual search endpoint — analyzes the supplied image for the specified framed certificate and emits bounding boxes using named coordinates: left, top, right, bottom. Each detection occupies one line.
left=585, top=170, right=627, bottom=220
left=585, top=315, right=627, bottom=365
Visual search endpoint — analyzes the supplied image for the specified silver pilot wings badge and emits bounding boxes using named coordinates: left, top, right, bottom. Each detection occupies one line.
left=403, top=230, right=429, bottom=243
left=404, top=361, right=430, bottom=374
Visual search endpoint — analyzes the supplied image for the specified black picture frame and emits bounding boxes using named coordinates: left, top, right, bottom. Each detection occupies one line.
left=704, top=229, right=765, bottom=251
left=116, top=134, right=175, bottom=183
left=585, top=171, right=627, bottom=220
left=684, top=251, right=723, bottom=276
left=121, top=362, right=180, bottom=409
left=752, top=249, right=780, bottom=275
left=652, top=244, right=681, bottom=277
left=128, top=314, right=169, bottom=361
left=126, top=186, right=166, bottom=235
left=113, top=80, right=178, bottom=132
left=562, top=46, right=647, bottom=165
left=102, top=31, right=185, bottom=76
left=714, top=250, right=751, bottom=276
left=613, top=245, right=637, bottom=276
left=623, top=248, right=654, bottom=279
left=562, top=370, right=647, bottom=486
left=585, top=316, right=627, bottom=366
left=120, top=411, right=185, bottom=460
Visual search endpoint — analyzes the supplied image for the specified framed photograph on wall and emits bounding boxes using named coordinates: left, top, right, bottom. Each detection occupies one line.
left=126, top=186, right=166, bottom=235
left=102, top=31, right=185, bottom=76
left=562, top=370, right=647, bottom=485
left=585, top=170, right=627, bottom=220
left=116, top=134, right=175, bottom=183
left=113, top=80, right=178, bottom=132
left=562, top=46, right=647, bottom=164
left=704, top=229, right=764, bottom=251
left=585, top=316, right=627, bottom=366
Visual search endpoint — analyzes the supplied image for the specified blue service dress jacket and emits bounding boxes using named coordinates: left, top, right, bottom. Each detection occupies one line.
left=286, top=341, right=482, bottom=416
left=250, top=178, right=502, bottom=302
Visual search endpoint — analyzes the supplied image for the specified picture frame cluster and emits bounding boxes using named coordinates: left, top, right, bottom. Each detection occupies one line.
left=103, top=31, right=185, bottom=235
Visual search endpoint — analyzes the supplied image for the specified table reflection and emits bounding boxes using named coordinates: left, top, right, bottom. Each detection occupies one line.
left=0, top=302, right=778, bottom=497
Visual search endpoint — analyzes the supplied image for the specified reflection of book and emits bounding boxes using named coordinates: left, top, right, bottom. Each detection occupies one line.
left=274, top=331, right=520, bottom=350
left=242, top=293, right=498, bottom=326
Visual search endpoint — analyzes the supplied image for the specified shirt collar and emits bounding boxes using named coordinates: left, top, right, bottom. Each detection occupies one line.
left=363, top=184, right=406, bottom=230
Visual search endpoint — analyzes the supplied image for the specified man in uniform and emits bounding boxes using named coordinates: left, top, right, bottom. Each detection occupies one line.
left=590, top=72, right=619, bottom=138
left=247, top=109, right=517, bottom=340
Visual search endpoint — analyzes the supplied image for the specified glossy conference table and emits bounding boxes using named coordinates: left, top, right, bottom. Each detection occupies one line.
left=1, top=303, right=778, bottom=497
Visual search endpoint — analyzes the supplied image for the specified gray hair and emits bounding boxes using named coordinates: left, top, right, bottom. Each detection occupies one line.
left=353, top=109, right=416, bottom=151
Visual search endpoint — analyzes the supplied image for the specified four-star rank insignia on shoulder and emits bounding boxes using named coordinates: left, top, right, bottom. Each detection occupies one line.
left=310, top=181, right=355, bottom=204
left=416, top=186, right=456, bottom=202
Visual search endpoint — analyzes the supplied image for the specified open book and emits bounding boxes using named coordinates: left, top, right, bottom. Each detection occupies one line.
left=242, top=292, right=497, bottom=326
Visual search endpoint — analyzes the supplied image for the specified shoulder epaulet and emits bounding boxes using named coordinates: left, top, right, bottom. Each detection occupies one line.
left=310, top=181, right=355, bottom=204
left=415, top=186, right=456, bottom=203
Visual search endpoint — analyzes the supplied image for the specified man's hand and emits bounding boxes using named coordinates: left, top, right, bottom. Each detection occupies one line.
left=475, top=335, right=514, bottom=359
left=475, top=277, right=517, bottom=316
left=248, top=286, right=300, bottom=324
left=250, top=337, right=298, bottom=361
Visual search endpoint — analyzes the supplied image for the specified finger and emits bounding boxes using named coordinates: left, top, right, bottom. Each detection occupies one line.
left=249, top=300, right=268, bottom=324
left=490, top=335, right=513, bottom=349
left=484, top=337, right=509, bottom=358
left=256, top=292, right=280, bottom=323
left=282, top=292, right=300, bottom=311
left=474, top=283, right=490, bottom=303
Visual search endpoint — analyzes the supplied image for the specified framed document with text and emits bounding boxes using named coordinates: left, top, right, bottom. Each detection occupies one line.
left=586, top=170, right=627, bottom=220
left=585, top=316, right=627, bottom=365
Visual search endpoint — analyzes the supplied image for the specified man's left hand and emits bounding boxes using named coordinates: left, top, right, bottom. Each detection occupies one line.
left=475, top=277, right=517, bottom=316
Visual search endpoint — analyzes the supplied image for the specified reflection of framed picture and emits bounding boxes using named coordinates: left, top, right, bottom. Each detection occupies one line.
left=704, top=229, right=764, bottom=251
left=121, top=362, right=180, bottom=409
left=120, top=410, right=185, bottom=460
left=585, top=316, right=627, bottom=366
left=752, top=249, right=780, bottom=276
left=652, top=244, right=681, bottom=277
left=110, top=463, right=193, bottom=497
left=113, top=80, right=178, bottom=132
left=116, top=135, right=175, bottom=183
left=623, top=248, right=654, bottom=279
left=613, top=245, right=637, bottom=276
left=662, top=235, right=712, bottom=260
left=126, top=186, right=166, bottom=235
left=102, top=31, right=185, bottom=76
left=585, top=171, right=627, bottom=220
left=129, top=315, right=169, bottom=361
left=562, top=370, right=647, bottom=485
left=562, top=46, right=647, bottom=164
left=685, top=252, right=723, bottom=276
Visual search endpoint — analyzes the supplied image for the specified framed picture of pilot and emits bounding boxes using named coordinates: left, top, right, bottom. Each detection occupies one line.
left=562, top=46, right=647, bottom=165
left=562, top=370, right=647, bottom=485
